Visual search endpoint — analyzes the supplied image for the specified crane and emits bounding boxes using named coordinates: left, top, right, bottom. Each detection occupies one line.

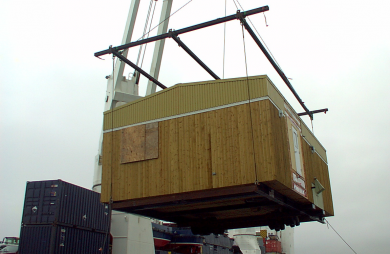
left=93, top=1, right=302, bottom=253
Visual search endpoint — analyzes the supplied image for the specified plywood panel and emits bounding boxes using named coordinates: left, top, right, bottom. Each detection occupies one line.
left=145, top=122, right=159, bottom=160
left=121, top=125, right=146, bottom=163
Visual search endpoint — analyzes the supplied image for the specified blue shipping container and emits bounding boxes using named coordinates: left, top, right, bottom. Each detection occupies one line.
left=19, top=224, right=109, bottom=254
left=22, top=180, right=110, bottom=232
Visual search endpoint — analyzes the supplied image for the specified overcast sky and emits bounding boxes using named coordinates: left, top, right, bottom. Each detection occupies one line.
left=1, top=0, right=390, bottom=253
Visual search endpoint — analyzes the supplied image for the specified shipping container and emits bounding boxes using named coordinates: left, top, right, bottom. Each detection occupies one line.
left=265, top=240, right=282, bottom=253
left=22, top=180, right=110, bottom=232
left=18, top=224, right=109, bottom=254
left=101, top=75, right=333, bottom=231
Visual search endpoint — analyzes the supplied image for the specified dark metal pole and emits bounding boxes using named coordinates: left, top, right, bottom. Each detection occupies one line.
left=171, top=34, right=220, bottom=80
left=240, top=17, right=313, bottom=119
left=110, top=48, right=167, bottom=89
left=95, top=6, right=269, bottom=57
left=298, top=108, right=328, bottom=117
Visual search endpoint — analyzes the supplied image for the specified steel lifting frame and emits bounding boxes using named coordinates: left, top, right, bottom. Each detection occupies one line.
left=95, top=5, right=327, bottom=119
left=110, top=183, right=325, bottom=231
left=95, top=6, right=270, bottom=87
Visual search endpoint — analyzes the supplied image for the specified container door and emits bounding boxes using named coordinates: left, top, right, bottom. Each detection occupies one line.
left=292, top=126, right=302, bottom=176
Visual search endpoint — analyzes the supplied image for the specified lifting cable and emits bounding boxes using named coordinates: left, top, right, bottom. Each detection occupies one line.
left=325, top=219, right=358, bottom=254
left=222, top=0, right=227, bottom=79
left=136, top=0, right=155, bottom=66
left=101, top=54, right=117, bottom=253
left=232, top=0, right=239, bottom=10
left=140, top=1, right=158, bottom=68
left=109, top=54, right=116, bottom=205
left=241, top=21, right=259, bottom=183
left=234, top=0, right=283, bottom=72
left=136, top=0, right=194, bottom=42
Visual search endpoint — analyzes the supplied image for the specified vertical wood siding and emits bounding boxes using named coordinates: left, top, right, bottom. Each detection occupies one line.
left=100, top=75, right=332, bottom=216
left=101, top=100, right=320, bottom=208
left=301, top=140, right=334, bottom=215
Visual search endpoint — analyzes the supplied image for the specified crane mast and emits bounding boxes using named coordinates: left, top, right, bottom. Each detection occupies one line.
left=93, top=0, right=173, bottom=193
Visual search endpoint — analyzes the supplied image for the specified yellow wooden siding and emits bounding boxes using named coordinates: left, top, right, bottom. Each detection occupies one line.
left=250, top=100, right=292, bottom=191
left=266, top=79, right=285, bottom=110
left=101, top=99, right=304, bottom=203
left=301, top=123, right=327, bottom=163
left=101, top=75, right=331, bottom=214
left=103, top=76, right=270, bottom=131
left=301, top=140, right=334, bottom=215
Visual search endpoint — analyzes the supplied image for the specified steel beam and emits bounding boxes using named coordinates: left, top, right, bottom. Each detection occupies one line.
left=255, top=184, right=324, bottom=224
left=298, top=108, right=328, bottom=116
left=172, top=34, right=220, bottom=80
left=240, top=17, right=313, bottom=119
left=95, top=6, right=269, bottom=57
left=110, top=48, right=167, bottom=89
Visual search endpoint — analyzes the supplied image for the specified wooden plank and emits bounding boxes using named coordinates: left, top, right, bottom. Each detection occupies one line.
left=301, top=140, right=333, bottom=215
left=254, top=100, right=272, bottom=182
left=101, top=133, right=112, bottom=203
left=229, top=105, right=240, bottom=186
left=168, top=118, right=179, bottom=193
left=270, top=103, right=291, bottom=189
left=112, top=131, right=122, bottom=200
left=161, top=120, right=170, bottom=195
left=177, top=116, right=187, bottom=192
left=205, top=111, right=213, bottom=190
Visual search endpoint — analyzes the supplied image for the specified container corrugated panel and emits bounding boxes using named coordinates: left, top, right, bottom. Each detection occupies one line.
left=265, top=240, right=282, bottom=253
left=103, top=75, right=271, bottom=131
left=18, top=224, right=109, bottom=254
left=22, top=180, right=110, bottom=232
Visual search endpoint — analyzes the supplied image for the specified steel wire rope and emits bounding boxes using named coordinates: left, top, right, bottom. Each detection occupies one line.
left=241, top=21, right=259, bottom=183
left=325, top=219, right=358, bottom=254
left=136, top=0, right=155, bottom=66
left=222, top=0, right=227, bottom=79
left=140, top=1, right=158, bottom=69
left=234, top=0, right=284, bottom=72
left=101, top=54, right=117, bottom=253
left=135, top=0, right=194, bottom=42
left=231, top=0, right=239, bottom=10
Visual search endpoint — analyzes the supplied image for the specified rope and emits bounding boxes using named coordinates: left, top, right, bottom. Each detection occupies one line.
left=140, top=0, right=157, bottom=68
left=325, top=219, right=358, bottom=254
left=110, top=53, right=115, bottom=204
left=235, top=0, right=284, bottom=72
left=136, top=0, right=155, bottom=66
left=232, top=0, right=239, bottom=10
left=136, top=0, right=193, bottom=42
left=241, top=22, right=258, bottom=183
left=101, top=54, right=117, bottom=253
left=223, top=0, right=227, bottom=79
